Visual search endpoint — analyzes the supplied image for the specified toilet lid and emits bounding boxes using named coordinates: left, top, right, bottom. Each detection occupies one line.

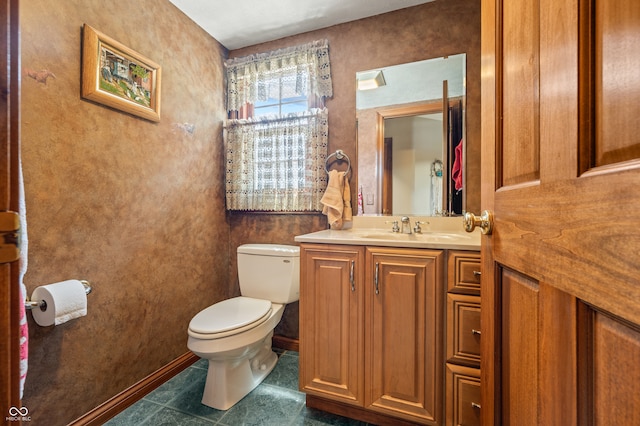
left=189, top=296, right=272, bottom=335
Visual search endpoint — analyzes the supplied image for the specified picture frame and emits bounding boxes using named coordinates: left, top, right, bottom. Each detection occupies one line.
left=81, top=24, right=161, bottom=122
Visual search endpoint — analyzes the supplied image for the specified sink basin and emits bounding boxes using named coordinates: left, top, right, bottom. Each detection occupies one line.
left=354, top=231, right=472, bottom=241
left=417, top=232, right=473, bottom=240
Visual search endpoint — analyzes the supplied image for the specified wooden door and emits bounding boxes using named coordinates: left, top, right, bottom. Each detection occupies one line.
left=481, top=0, right=640, bottom=425
left=365, top=247, right=444, bottom=425
left=299, top=244, right=365, bottom=406
left=1, top=0, right=22, bottom=415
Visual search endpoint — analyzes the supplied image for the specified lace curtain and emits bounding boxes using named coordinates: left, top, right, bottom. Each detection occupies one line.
left=224, top=40, right=332, bottom=211
left=225, top=109, right=328, bottom=211
left=225, top=39, right=333, bottom=112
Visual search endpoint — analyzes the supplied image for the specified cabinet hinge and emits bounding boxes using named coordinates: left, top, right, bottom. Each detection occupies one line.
left=0, top=211, right=20, bottom=263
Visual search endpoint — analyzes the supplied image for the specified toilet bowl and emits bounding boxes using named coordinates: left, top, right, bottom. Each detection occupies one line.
left=187, top=244, right=299, bottom=410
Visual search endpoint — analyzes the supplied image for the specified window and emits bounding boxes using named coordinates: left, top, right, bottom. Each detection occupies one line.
left=253, top=93, right=308, bottom=117
left=253, top=72, right=310, bottom=118
left=224, top=40, right=333, bottom=212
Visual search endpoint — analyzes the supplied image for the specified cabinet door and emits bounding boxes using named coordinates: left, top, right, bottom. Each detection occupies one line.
left=365, top=247, right=444, bottom=424
left=299, top=244, right=365, bottom=406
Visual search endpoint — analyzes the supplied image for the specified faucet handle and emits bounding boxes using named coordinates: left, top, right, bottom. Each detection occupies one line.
left=413, top=220, right=429, bottom=234
left=385, top=220, right=400, bottom=233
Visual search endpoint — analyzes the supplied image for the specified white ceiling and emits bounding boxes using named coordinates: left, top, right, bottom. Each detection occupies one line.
left=167, top=0, right=435, bottom=50
left=356, top=54, right=466, bottom=110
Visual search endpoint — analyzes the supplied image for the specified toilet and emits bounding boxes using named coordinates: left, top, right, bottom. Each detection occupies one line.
left=187, top=243, right=300, bottom=410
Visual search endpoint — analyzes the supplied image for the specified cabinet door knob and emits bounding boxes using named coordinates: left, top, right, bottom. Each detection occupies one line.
left=472, top=329, right=481, bottom=336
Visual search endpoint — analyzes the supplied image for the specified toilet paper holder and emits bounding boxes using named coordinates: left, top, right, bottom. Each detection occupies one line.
left=25, top=280, right=92, bottom=311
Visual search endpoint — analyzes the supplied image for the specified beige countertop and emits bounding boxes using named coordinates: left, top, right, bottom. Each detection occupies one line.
left=295, top=216, right=481, bottom=251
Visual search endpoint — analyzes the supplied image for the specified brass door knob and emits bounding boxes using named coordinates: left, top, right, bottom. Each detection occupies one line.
left=463, top=210, right=494, bottom=235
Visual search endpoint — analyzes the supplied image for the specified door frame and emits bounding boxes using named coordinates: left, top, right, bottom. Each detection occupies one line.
left=480, top=0, right=498, bottom=424
left=1, top=0, right=22, bottom=415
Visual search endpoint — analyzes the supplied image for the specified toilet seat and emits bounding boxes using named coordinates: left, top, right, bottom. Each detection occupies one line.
left=188, top=296, right=272, bottom=340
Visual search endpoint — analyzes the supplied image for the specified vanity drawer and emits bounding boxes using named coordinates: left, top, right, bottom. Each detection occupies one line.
left=446, top=294, right=481, bottom=366
left=447, top=251, right=481, bottom=295
left=446, top=363, right=481, bottom=426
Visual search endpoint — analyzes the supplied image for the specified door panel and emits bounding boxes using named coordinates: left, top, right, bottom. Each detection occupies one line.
left=482, top=0, right=640, bottom=424
left=500, top=269, right=538, bottom=426
left=582, top=307, right=640, bottom=424
left=500, top=0, right=540, bottom=186
left=594, top=0, right=640, bottom=166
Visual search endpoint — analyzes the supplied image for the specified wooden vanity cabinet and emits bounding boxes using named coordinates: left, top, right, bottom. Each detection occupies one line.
left=300, top=243, right=445, bottom=425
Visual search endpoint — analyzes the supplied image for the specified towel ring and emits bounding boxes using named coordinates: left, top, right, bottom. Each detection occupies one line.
left=325, top=150, right=351, bottom=175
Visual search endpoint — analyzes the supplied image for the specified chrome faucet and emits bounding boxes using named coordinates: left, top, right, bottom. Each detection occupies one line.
left=401, top=216, right=412, bottom=234
left=385, top=220, right=400, bottom=232
left=413, top=220, right=429, bottom=234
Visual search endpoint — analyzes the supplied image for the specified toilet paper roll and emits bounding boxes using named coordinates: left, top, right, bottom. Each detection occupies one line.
left=31, top=280, right=88, bottom=326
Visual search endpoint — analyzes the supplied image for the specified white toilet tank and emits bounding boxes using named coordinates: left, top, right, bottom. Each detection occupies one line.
left=237, top=244, right=300, bottom=304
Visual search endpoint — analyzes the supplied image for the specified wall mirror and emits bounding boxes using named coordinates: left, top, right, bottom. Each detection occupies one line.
left=356, top=54, right=466, bottom=216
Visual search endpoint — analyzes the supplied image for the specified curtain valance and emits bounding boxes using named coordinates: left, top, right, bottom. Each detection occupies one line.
left=225, top=39, right=333, bottom=112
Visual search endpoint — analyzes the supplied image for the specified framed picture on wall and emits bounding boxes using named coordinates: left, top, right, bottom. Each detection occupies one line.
left=81, top=24, right=161, bottom=122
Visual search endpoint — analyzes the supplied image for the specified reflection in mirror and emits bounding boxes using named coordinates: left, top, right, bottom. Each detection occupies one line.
left=356, top=54, right=466, bottom=216
left=385, top=109, right=445, bottom=215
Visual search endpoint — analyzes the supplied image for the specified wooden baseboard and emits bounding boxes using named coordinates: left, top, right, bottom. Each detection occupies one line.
left=69, top=337, right=298, bottom=425
left=68, top=352, right=199, bottom=426
left=272, top=334, right=299, bottom=352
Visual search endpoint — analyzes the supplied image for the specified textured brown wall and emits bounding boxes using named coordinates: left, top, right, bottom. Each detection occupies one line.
left=20, top=1, right=228, bottom=423
left=230, top=0, right=482, bottom=339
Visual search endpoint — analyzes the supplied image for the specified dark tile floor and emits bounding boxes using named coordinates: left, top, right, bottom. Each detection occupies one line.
left=105, top=350, right=372, bottom=425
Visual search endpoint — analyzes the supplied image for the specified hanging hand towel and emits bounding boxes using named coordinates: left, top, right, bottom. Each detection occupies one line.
left=451, top=139, right=464, bottom=191
left=321, top=170, right=345, bottom=229
left=18, top=156, right=28, bottom=398
left=342, top=172, right=353, bottom=223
